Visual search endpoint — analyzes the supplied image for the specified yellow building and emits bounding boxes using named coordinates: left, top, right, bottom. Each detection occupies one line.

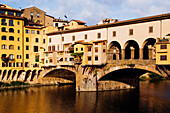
left=0, top=4, right=24, bottom=71
left=156, top=37, right=170, bottom=65
left=24, top=26, right=43, bottom=71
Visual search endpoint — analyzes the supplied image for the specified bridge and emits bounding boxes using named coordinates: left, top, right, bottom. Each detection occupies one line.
left=36, top=59, right=169, bottom=91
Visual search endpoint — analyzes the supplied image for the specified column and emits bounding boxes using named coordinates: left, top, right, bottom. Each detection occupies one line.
left=121, top=49, right=125, bottom=60
left=130, top=47, right=135, bottom=59
left=139, top=48, right=143, bottom=60
left=148, top=45, right=153, bottom=60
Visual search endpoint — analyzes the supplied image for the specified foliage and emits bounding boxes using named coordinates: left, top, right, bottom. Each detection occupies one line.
left=1, top=83, right=10, bottom=87
left=93, top=70, right=97, bottom=77
left=35, top=19, right=40, bottom=23
left=149, top=73, right=163, bottom=81
left=0, top=81, right=29, bottom=87
left=1, top=57, right=9, bottom=63
left=139, top=76, right=147, bottom=81
left=71, top=52, right=84, bottom=56
left=127, top=64, right=135, bottom=67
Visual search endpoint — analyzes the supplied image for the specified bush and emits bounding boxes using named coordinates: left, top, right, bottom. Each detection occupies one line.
left=140, top=76, right=147, bottom=81
left=149, top=73, right=163, bottom=81
left=10, top=81, right=29, bottom=86
left=1, top=83, right=10, bottom=87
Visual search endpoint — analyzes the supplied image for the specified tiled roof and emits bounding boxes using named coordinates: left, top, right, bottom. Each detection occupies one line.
left=0, top=7, right=22, bottom=12
left=71, top=20, right=86, bottom=24
left=47, top=13, right=170, bottom=36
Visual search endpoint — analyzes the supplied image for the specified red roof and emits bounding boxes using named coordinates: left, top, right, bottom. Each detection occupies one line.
left=72, top=20, right=86, bottom=24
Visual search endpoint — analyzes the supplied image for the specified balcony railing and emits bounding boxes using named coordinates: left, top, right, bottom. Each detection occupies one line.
left=1, top=23, right=7, bottom=26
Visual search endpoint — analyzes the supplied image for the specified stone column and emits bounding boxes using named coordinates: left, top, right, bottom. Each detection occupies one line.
left=130, top=47, right=135, bottom=59
left=148, top=45, right=153, bottom=60
left=139, top=48, right=143, bottom=60
left=121, top=49, right=125, bottom=60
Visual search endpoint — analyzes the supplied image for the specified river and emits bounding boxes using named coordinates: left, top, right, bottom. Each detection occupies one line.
left=0, top=80, right=170, bottom=113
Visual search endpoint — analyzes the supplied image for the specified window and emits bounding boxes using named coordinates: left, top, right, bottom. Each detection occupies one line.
left=46, top=60, right=48, bottom=63
left=31, top=30, right=35, bottom=34
left=50, top=59, right=53, bottom=63
left=1, top=19, right=7, bottom=25
left=26, top=46, right=29, bottom=50
left=9, top=20, right=14, bottom=26
left=26, top=54, right=29, bottom=59
left=48, top=46, right=51, bottom=51
left=149, top=26, right=153, bottom=33
left=81, top=47, right=83, bottom=51
left=43, top=39, right=45, bottom=43
left=160, top=55, right=167, bottom=60
left=18, top=38, right=20, bottom=41
left=129, top=29, right=133, bottom=35
left=95, top=56, right=98, bottom=61
left=18, top=46, right=20, bottom=50
left=95, top=43, right=98, bottom=45
left=95, top=47, right=98, bottom=52
left=49, top=38, right=51, bottom=43
left=58, top=44, right=59, bottom=51
left=34, top=46, right=38, bottom=52
left=35, top=55, right=39, bottom=62
left=9, top=36, right=14, bottom=41
left=55, top=23, right=58, bottom=27
left=103, top=42, right=105, bottom=45
left=17, top=21, right=20, bottom=25
left=25, top=29, right=30, bottom=34
left=85, top=34, right=87, bottom=39
left=16, top=12, right=22, bottom=17
left=26, top=37, right=29, bottom=42
left=1, top=36, right=6, bottom=40
left=8, top=11, right=14, bottom=16
left=62, top=37, right=64, bottom=41
left=35, top=38, right=39, bottom=42
left=17, top=55, right=21, bottom=59
left=9, top=45, right=14, bottom=50
left=9, top=54, right=14, bottom=60
left=37, top=30, right=40, bottom=34
left=97, top=33, right=101, bottom=39
left=52, top=46, right=55, bottom=51
left=25, top=62, right=29, bottom=67
left=103, top=49, right=105, bottom=53
left=160, top=45, right=167, bottom=49
left=37, top=13, right=40, bottom=18
left=1, top=27, right=7, bottom=32
left=45, top=53, right=48, bottom=56
left=88, top=46, right=91, bottom=51
left=0, top=10, right=5, bottom=15
left=113, top=31, right=116, bottom=37
left=18, top=30, right=20, bottom=33
left=72, top=36, right=75, bottom=41
left=76, top=48, right=78, bottom=51
left=43, top=30, right=45, bottom=35
left=1, top=54, right=7, bottom=58
left=31, top=12, right=33, bottom=20
left=9, top=28, right=14, bottom=33
left=88, top=56, right=91, bottom=61
left=2, top=44, right=7, bottom=49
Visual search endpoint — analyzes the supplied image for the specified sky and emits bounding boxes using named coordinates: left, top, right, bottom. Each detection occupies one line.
left=1, top=0, right=170, bottom=25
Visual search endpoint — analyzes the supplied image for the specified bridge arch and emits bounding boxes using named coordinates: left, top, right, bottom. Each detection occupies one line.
left=124, top=40, right=139, bottom=59
left=142, top=38, right=156, bottom=60
left=25, top=70, right=31, bottom=81
left=43, top=68, right=76, bottom=82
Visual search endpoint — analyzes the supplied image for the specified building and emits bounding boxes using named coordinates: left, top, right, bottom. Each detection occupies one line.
left=46, top=13, right=170, bottom=67
left=156, top=36, right=170, bottom=65
left=0, top=4, right=24, bottom=71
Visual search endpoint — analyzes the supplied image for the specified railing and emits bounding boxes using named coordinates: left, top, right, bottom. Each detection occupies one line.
left=1, top=23, right=7, bottom=26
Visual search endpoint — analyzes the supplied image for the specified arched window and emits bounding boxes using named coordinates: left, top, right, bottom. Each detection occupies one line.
left=9, top=28, right=14, bottom=33
left=9, top=54, right=14, bottom=60
left=9, top=45, right=14, bottom=50
left=1, top=36, right=7, bottom=40
left=9, top=20, right=14, bottom=26
left=2, top=44, right=7, bottom=49
left=1, top=54, right=7, bottom=57
left=9, top=36, right=14, bottom=41
left=1, top=27, right=7, bottom=32
left=1, top=19, right=6, bottom=25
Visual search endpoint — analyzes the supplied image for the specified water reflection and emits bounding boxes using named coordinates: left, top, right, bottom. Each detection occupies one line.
left=0, top=81, right=170, bottom=113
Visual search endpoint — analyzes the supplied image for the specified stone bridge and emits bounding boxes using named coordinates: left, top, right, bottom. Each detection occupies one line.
left=37, top=60, right=169, bottom=91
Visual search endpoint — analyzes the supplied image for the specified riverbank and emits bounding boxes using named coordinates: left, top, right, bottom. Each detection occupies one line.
left=140, top=73, right=168, bottom=82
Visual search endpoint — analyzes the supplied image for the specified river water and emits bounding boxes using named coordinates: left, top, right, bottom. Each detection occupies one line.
left=0, top=81, right=170, bottom=113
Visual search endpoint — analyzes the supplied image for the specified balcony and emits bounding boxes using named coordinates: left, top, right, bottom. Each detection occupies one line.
left=1, top=23, right=7, bottom=26
left=157, top=38, right=170, bottom=43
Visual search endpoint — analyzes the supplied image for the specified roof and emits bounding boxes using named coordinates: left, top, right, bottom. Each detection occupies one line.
left=22, top=6, right=45, bottom=13
left=54, top=18, right=68, bottom=23
left=0, top=6, right=23, bottom=12
left=45, top=14, right=54, bottom=19
left=71, top=20, right=86, bottom=24
left=47, top=13, right=170, bottom=36
left=93, top=40, right=107, bottom=43
left=0, top=14, right=24, bottom=20
left=74, top=41, right=93, bottom=45
left=24, top=26, right=42, bottom=29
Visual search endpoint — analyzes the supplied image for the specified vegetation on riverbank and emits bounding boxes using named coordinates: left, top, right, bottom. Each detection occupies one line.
left=140, top=73, right=164, bottom=82
left=0, top=81, right=29, bottom=87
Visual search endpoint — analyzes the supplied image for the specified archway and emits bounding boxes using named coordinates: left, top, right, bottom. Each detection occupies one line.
left=2, top=70, right=7, bottom=80
left=31, top=70, right=37, bottom=81
left=142, top=38, right=156, bottom=60
left=7, top=70, right=12, bottom=80
left=124, top=40, right=139, bottom=59
left=37, top=70, right=42, bottom=78
left=108, top=41, right=121, bottom=61
left=17, top=70, right=24, bottom=80
left=12, top=70, right=17, bottom=80
left=44, top=69, right=76, bottom=82
left=25, top=70, right=31, bottom=81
